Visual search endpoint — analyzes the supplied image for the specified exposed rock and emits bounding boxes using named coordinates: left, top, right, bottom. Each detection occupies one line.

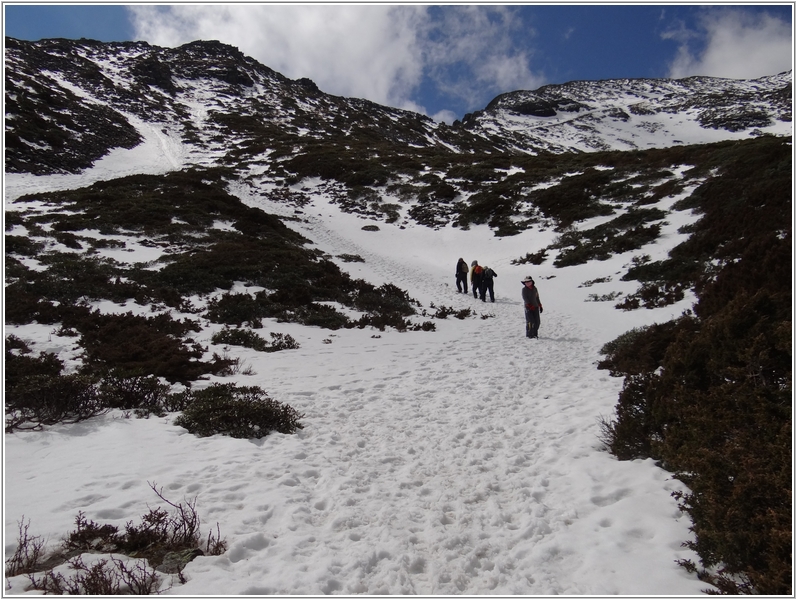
left=155, top=548, right=204, bottom=574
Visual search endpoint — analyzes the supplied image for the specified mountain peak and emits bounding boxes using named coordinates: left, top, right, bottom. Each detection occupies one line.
left=4, top=36, right=792, bottom=177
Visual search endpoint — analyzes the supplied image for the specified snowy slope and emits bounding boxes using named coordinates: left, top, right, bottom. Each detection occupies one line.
left=6, top=36, right=792, bottom=181
left=4, top=119, right=712, bottom=595
left=464, top=71, right=792, bottom=153
left=9, top=37, right=786, bottom=595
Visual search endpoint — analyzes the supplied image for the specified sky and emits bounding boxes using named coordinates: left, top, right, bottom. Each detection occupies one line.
left=3, top=3, right=794, bottom=122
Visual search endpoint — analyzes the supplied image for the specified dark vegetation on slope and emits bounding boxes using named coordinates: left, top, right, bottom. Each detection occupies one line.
left=4, top=167, right=432, bottom=443
left=5, top=138, right=792, bottom=593
left=597, top=137, right=792, bottom=595
left=5, top=167, right=426, bottom=331
left=4, top=34, right=792, bottom=593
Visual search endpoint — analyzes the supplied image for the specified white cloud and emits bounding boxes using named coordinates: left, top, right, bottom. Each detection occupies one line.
left=127, top=5, right=544, bottom=118
left=420, top=6, right=545, bottom=109
left=129, top=5, right=427, bottom=112
left=431, top=109, right=458, bottom=125
left=665, top=9, right=793, bottom=79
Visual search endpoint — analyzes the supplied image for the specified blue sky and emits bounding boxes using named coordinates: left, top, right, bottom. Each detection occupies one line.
left=4, top=4, right=793, bottom=122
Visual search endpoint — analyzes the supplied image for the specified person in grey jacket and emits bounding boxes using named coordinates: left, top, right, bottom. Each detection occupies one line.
left=521, top=276, right=543, bottom=338
left=481, top=266, right=497, bottom=302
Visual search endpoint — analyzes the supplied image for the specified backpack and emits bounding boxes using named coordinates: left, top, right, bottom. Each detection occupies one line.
left=473, top=265, right=483, bottom=275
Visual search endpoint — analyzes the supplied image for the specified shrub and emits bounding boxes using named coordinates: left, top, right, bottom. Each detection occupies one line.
left=291, top=303, right=351, bottom=330
left=597, top=322, right=684, bottom=376
left=614, top=281, right=687, bottom=310
left=352, top=282, right=416, bottom=316
left=5, top=519, right=45, bottom=578
left=72, top=311, right=219, bottom=384
left=427, top=304, right=473, bottom=320
left=205, top=291, right=272, bottom=326
left=5, top=235, right=45, bottom=256
left=174, top=383, right=304, bottom=439
left=5, top=373, right=106, bottom=432
left=211, top=328, right=300, bottom=352
left=212, top=327, right=270, bottom=351
left=267, top=332, right=301, bottom=351
left=351, top=312, right=409, bottom=331
left=511, top=249, right=548, bottom=265
left=5, top=335, right=64, bottom=391
left=599, top=137, right=792, bottom=594
left=97, top=370, right=172, bottom=417
left=7, top=483, right=226, bottom=594
left=338, top=253, right=365, bottom=263
left=26, top=554, right=162, bottom=595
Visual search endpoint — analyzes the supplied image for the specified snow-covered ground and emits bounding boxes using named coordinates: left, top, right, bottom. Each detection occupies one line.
left=4, top=132, right=711, bottom=595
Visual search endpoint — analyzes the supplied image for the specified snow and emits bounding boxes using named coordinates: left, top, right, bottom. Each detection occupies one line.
left=482, top=73, right=792, bottom=155
left=4, top=122, right=711, bottom=596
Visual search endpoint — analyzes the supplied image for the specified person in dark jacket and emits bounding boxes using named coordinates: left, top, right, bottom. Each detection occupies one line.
left=480, top=266, right=497, bottom=302
left=470, top=260, right=484, bottom=299
left=521, top=276, right=543, bottom=338
left=455, top=258, right=469, bottom=293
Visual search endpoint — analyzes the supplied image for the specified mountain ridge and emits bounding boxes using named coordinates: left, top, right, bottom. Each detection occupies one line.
left=463, top=70, right=791, bottom=153
left=5, top=36, right=792, bottom=177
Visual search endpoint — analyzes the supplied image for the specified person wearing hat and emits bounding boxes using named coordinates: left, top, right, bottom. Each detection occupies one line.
left=521, top=276, right=543, bottom=338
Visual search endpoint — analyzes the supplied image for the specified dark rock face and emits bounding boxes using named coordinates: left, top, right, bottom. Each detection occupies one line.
left=469, top=72, right=791, bottom=153
left=511, top=100, right=557, bottom=117
left=4, top=35, right=792, bottom=177
left=5, top=38, right=143, bottom=174
left=4, top=36, right=516, bottom=176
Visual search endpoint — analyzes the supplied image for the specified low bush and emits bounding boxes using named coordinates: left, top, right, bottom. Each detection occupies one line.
left=5, top=519, right=45, bottom=578
left=338, top=253, right=365, bottom=263
left=174, top=383, right=304, bottom=439
left=71, top=311, right=225, bottom=384
left=211, top=327, right=300, bottom=352
left=205, top=291, right=272, bottom=326
left=352, top=282, right=416, bottom=316
left=26, top=554, right=162, bottom=595
left=350, top=313, right=435, bottom=332
left=614, top=281, right=687, bottom=310
left=511, top=249, right=548, bottom=265
left=290, top=303, right=351, bottom=330
left=211, top=327, right=270, bottom=351
left=97, top=370, right=172, bottom=417
left=6, top=483, right=227, bottom=594
left=6, top=373, right=107, bottom=432
left=599, top=137, right=792, bottom=594
left=551, top=209, right=665, bottom=267
left=4, top=354, right=198, bottom=428
left=267, top=332, right=301, bottom=351
left=5, top=335, right=64, bottom=390
left=5, top=235, right=46, bottom=256
left=426, top=304, right=473, bottom=319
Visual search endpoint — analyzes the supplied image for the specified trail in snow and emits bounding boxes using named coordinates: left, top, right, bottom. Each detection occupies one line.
left=4, top=177, right=706, bottom=595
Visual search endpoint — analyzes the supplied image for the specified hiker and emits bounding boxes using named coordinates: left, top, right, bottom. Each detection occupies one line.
left=521, top=276, right=543, bottom=338
left=481, top=266, right=497, bottom=302
left=455, top=258, right=469, bottom=293
left=470, top=260, right=484, bottom=299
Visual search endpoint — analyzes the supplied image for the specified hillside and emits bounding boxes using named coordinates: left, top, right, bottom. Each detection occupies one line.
left=4, top=36, right=793, bottom=595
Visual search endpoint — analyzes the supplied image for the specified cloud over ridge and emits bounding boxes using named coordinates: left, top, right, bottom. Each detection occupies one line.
left=665, top=9, right=792, bottom=79
left=128, top=5, right=544, bottom=120
left=129, top=5, right=791, bottom=120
